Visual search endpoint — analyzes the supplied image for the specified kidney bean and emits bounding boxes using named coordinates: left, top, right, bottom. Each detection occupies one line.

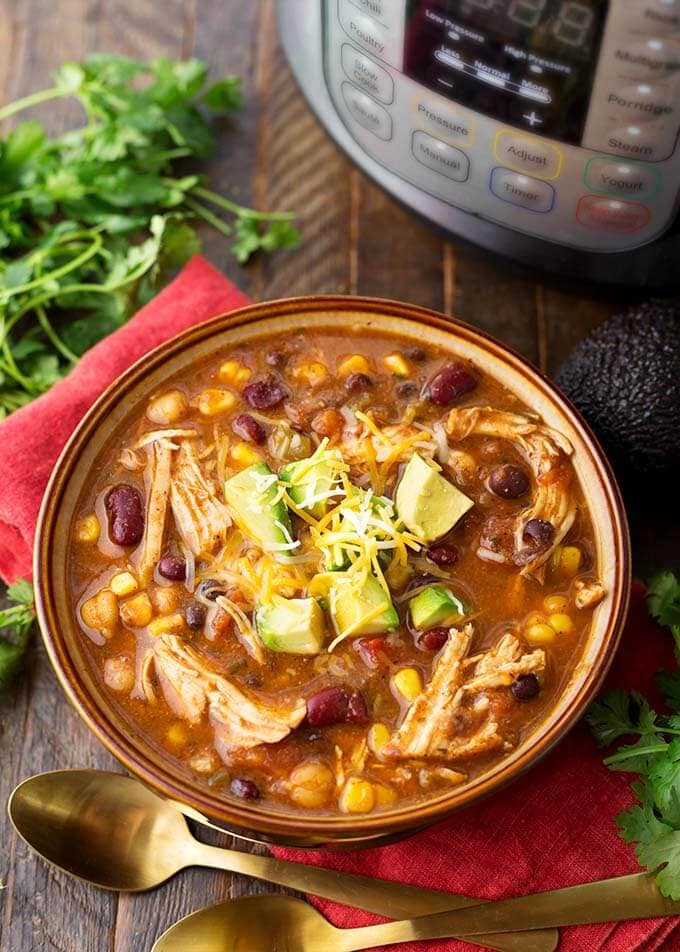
left=347, top=691, right=369, bottom=723
left=345, top=372, right=373, bottom=392
left=230, top=777, right=260, bottom=800
left=417, top=627, right=449, bottom=652
left=185, top=602, right=206, bottom=629
left=158, top=553, right=186, bottom=581
left=243, top=376, right=287, bottom=410
left=425, top=362, right=477, bottom=406
left=523, top=519, right=555, bottom=550
left=105, top=484, right=144, bottom=546
left=404, top=573, right=441, bottom=594
left=426, top=544, right=458, bottom=568
left=396, top=381, right=418, bottom=398
left=232, top=413, right=266, bottom=444
left=488, top=464, right=530, bottom=499
left=511, top=673, right=540, bottom=701
left=355, top=637, right=392, bottom=669
left=197, top=579, right=226, bottom=601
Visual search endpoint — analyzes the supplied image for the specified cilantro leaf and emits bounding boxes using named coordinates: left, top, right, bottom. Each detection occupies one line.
left=638, top=831, right=680, bottom=900
left=0, top=579, right=35, bottom=689
left=586, top=689, right=657, bottom=747
left=648, top=572, right=680, bottom=662
left=203, top=76, right=242, bottom=112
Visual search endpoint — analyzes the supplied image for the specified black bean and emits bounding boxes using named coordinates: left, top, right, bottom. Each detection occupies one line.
left=523, top=519, right=555, bottom=550
left=243, top=376, right=287, bottom=410
left=511, top=673, right=540, bottom=701
left=488, top=464, right=530, bottom=499
left=426, top=544, right=458, bottom=568
left=405, top=346, right=427, bottom=362
left=405, top=572, right=442, bottom=593
left=197, top=579, right=226, bottom=601
left=158, top=553, right=186, bottom=581
left=417, top=627, right=449, bottom=652
left=266, top=350, right=287, bottom=368
left=230, top=777, right=260, bottom=800
left=396, top=381, right=418, bottom=398
left=425, top=362, right=477, bottom=406
left=105, top=484, right=144, bottom=546
left=345, top=372, right=373, bottom=392
left=185, top=603, right=206, bottom=629
left=232, top=413, right=266, bottom=444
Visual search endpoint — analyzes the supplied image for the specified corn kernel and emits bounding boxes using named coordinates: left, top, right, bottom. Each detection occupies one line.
left=146, top=389, right=187, bottom=425
left=337, top=354, right=370, bottom=378
left=339, top=776, right=375, bottom=814
left=119, top=592, right=153, bottom=628
left=152, top=585, right=181, bottom=615
left=385, top=560, right=411, bottom=591
left=548, top=612, right=574, bottom=634
left=147, top=612, right=185, bottom=637
left=525, top=622, right=557, bottom=645
left=289, top=760, right=334, bottom=809
left=80, top=589, right=118, bottom=633
left=373, top=782, right=397, bottom=807
left=559, top=546, right=582, bottom=578
left=230, top=441, right=264, bottom=468
left=543, top=594, right=569, bottom=613
left=166, top=722, right=188, bottom=745
left=110, top=572, right=139, bottom=597
left=391, top=667, right=423, bottom=702
left=291, top=361, right=328, bottom=387
left=218, top=359, right=252, bottom=389
left=194, top=388, right=237, bottom=417
left=74, top=514, right=101, bottom=544
left=526, top=611, right=546, bottom=628
left=368, top=723, right=391, bottom=756
left=383, top=352, right=411, bottom=377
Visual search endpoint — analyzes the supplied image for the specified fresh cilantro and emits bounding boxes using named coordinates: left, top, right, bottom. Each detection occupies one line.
left=0, top=54, right=298, bottom=417
left=588, top=570, right=680, bottom=899
left=0, top=579, right=35, bottom=689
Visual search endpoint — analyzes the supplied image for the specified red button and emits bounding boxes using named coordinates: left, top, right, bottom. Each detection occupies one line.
left=576, top=195, right=652, bottom=233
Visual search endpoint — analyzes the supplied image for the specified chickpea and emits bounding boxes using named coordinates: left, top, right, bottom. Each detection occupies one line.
left=289, top=760, right=335, bottom=809
left=80, top=589, right=118, bottom=635
left=146, top=389, right=187, bottom=425
left=103, top=656, right=134, bottom=693
left=152, top=585, right=181, bottom=615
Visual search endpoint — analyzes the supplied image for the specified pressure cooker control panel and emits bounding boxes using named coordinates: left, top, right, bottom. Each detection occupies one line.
left=322, top=0, right=680, bottom=253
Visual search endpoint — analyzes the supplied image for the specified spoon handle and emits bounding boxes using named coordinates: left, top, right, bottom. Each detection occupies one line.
left=190, top=841, right=557, bottom=952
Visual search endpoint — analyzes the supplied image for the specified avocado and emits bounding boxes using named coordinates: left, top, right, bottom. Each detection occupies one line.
left=555, top=301, right=680, bottom=482
left=329, top=573, right=399, bottom=637
left=395, top=454, right=473, bottom=542
left=224, top=462, right=293, bottom=553
left=280, top=454, right=339, bottom=519
left=409, top=585, right=468, bottom=631
left=256, top=597, right=325, bottom=654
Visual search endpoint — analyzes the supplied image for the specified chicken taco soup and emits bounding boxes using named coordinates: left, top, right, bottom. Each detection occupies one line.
left=69, top=327, right=607, bottom=816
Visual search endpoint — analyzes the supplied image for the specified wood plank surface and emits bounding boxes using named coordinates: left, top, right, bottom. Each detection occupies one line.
left=0, top=0, right=651, bottom=949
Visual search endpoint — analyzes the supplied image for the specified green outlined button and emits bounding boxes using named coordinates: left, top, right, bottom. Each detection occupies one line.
left=584, top=157, right=661, bottom=200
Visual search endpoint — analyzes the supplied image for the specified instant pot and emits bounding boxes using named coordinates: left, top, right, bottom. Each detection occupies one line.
left=279, top=1, right=680, bottom=286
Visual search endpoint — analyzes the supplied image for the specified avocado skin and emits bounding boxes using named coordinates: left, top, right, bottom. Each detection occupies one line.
left=555, top=301, right=680, bottom=480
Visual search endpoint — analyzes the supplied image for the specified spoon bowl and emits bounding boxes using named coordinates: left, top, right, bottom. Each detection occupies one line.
left=8, top=769, right=191, bottom=891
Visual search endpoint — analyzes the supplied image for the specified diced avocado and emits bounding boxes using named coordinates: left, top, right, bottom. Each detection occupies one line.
left=329, top=574, right=398, bottom=637
left=409, top=585, right=468, bottom=631
left=256, top=597, right=325, bottom=654
left=280, top=454, right=338, bottom=519
left=396, top=454, right=473, bottom=542
left=224, top=462, right=293, bottom=553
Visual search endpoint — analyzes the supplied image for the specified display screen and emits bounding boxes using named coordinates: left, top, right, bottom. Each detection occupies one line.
left=404, top=0, right=608, bottom=144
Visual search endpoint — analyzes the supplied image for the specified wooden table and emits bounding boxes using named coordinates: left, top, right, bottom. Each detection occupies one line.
left=0, top=2, right=672, bottom=950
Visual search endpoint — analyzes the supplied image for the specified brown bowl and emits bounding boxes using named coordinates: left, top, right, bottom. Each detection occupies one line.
left=34, top=295, right=631, bottom=848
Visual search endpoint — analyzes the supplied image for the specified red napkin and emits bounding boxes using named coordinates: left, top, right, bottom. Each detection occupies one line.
left=1, top=257, right=675, bottom=950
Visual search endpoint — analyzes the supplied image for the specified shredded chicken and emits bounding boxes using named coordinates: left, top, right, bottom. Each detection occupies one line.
left=152, top=635, right=305, bottom=755
left=170, top=442, right=231, bottom=557
left=137, top=439, right=174, bottom=584
left=446, top=406, right=577, bottom=580
left=574, top=578, right=606, bottom=609
left=386, top=625, right=545, bottom=762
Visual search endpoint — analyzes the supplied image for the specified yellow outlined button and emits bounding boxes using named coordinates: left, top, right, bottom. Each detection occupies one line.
left=412, top=92, right=476, bottom=149
left=493, top=130, right=563, bottom=180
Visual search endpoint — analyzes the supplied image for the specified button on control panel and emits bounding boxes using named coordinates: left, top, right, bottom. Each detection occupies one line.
left=341, top=82, right=392, bottom=139
left=490, top=167, right=555, bottom=213
left=412, top=131, right=470, bottom=182
left=493, top=131, right=563, bottom=180
left=413, top=95, right=474, bottom=148
left=584, top=157, right=661, bottom=199
left=576, top=195, right=652, bottom=233
left=341, top=44, right=394, bottom=103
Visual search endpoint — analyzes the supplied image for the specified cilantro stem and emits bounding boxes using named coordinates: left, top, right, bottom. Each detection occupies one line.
left=35, top=305, right=78, bottom=365
left=190, top=185, right=296, bottom=222
left=0, top=233, right=103, bottom=301
left=0, top=86, right=64, bottom=123
left=605, top=743, right=669, bottom=766
left=183, top=197, right=233, bottom=238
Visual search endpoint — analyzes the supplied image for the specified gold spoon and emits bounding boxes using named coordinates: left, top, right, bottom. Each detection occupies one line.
left=8, top=769, right=557, bottom=952
left=153, top=873, right=680, bottom=952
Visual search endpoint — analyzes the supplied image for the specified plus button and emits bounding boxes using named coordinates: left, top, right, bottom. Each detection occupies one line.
left=523, top=111, right=543, bottom=128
